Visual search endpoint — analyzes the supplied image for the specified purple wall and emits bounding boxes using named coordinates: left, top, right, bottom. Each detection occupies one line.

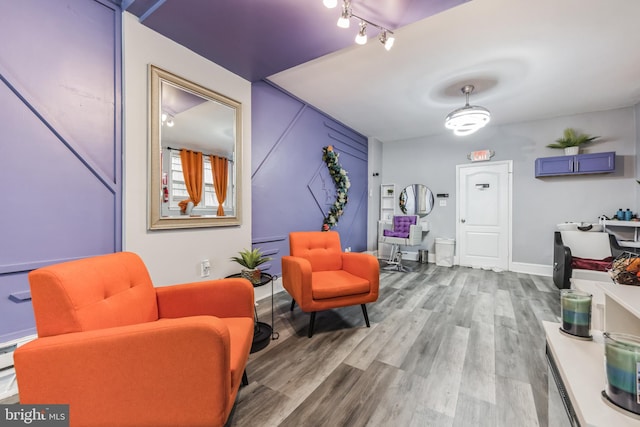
left=251, top=81, right=369, bottom=276
left=0, top=0, right=122, bottom=342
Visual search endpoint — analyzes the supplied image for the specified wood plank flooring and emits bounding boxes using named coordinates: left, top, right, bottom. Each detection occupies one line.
left=1, top=263, right=564, bottom=426
left=228, top=263, right=562, bottom=427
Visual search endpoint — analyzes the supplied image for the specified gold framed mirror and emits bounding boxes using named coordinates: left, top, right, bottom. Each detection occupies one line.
left=148, top=65, right=242, bottom=229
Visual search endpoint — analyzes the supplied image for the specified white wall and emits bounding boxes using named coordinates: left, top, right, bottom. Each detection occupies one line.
left=379, top=106, right=638, bottom=272
left=122, top=13, right=252, bottom=286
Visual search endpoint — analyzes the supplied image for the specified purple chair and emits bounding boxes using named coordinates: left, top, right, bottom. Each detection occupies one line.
left=381, top=215, right=423, bottom=272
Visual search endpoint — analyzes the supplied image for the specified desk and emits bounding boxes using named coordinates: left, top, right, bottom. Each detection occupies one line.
left=226, top=272, right=279, bottom=353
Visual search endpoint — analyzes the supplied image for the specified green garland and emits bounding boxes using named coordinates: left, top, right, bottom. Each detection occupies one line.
left=322, top=145, right=350, bottom=231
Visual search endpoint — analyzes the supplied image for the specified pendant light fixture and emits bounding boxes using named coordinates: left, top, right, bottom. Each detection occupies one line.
left=444, top=85, right=491, bottom=136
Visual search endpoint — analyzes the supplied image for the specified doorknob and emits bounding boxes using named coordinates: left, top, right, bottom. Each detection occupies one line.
left=461, top=219, right=466, bottom=223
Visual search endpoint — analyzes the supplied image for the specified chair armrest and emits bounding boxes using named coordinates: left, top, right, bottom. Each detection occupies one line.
left=553, top=231, right=572, bottom=289
left=156, top=278, right=254, bottom=319
left=342, top=253, right=380, bottom=294
left=608, top=233, right=629, bottom=258
left=281, top=256, right=313, bottom=308
left=14, top=316, right=235, bottom=424
left=408, top=224, right=423, bottom=245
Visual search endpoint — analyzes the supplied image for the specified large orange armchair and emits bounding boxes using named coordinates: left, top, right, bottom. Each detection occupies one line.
left=282, top=231, right=380, bottom=337
left=14, top=252, right=254, bottom=427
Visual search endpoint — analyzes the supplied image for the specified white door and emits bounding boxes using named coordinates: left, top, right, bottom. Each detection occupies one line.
left=456, top=161, right=512, bottom=270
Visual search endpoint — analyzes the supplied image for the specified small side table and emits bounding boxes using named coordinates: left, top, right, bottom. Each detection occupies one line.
left=226, top=272, right=279, bottom=353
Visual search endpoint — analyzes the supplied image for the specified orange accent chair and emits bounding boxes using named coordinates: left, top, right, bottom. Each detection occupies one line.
left=282, top=231, right=380, bottom=337
left=14, top=252, right=254, bottom=427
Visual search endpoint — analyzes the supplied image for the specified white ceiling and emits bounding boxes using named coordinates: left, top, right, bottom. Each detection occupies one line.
left=269, top=0, right=640, bottom=143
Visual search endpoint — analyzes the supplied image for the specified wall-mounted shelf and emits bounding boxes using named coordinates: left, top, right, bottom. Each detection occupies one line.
left=380, top=184, right=396, bottom=222
left=378, top=184, right=396, bottom=259
left=535, top=151, right=615, bottom=177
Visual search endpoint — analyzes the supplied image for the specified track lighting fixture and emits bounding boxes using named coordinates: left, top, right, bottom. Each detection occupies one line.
left=444, top=85, right=491, bottom=136
left=337, top=3, right=350, bottom=28
left=323, top=0, right=395, bottom=50
left=379, top=30, right=394, bottom=51
left=161, top=112, right=175, bottom=127
left=355, top=21, right=367, bottom=45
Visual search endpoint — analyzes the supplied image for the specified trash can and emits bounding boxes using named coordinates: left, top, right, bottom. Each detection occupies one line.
left=435, top=238, right=455, bottom=267
left=418, top=249, right=429, bottom=264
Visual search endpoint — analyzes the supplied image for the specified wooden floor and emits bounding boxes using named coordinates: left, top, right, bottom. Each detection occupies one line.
left=228, top=262, right=562, bottom=427
left=1, top=262, right=564, bottom=426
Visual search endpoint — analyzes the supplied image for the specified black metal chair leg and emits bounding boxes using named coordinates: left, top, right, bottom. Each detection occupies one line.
left=361, top=304, right=370, bottom=328
left=290, top=299, right=296, bottom=311
left=308, top=312, right=316, bottom=338
left=242, top=370, right=249, bottom=386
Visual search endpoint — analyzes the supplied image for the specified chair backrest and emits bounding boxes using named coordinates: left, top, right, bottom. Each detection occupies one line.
left=289, top=231, right=343, bottom=272
left=384, top=215, right=417, bottom=238
left=560, top=230, right=612, bottom=259
left=28, top=252, right=159, bottom=337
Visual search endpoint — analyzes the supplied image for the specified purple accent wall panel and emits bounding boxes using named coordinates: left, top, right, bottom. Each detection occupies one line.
left=252, top=81, right=368, bottom=276
left=0, top=0, right=122, bottom=342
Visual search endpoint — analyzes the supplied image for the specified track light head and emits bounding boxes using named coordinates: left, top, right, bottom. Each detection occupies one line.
left=355, top=21, right=367, bottom=45
left=162, top=111, right=175, bottom=127
left=379, top=31, right=395, bottom=51
left=337, top=3, right=351, bottom=28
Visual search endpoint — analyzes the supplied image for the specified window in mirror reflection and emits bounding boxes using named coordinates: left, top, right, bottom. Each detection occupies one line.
left=162, top=149, right=234, bottom=217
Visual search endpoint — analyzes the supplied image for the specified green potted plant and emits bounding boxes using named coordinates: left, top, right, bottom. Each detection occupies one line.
left=230, top=248, right=271, bottom=285
left=546, top=128, right=600, bottom=155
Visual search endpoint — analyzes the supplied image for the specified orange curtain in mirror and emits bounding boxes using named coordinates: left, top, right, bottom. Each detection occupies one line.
left=210, top=155, right=228, bottom=216
left=179, top=149, right=203, bottom=213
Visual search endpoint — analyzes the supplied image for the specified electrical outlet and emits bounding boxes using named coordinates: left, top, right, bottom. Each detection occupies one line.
left=200, top=259, right=211, bottom=277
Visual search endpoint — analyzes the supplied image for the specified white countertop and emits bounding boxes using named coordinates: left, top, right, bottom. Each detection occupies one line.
left=598, top=282, right=640, bottom=319
left=544, top=322, right=640, bottom=426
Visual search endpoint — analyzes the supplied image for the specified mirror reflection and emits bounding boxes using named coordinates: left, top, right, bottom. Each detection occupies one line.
left=399, top=184, right=434, bottom=217
left=149, top=65, right=242, bottom=229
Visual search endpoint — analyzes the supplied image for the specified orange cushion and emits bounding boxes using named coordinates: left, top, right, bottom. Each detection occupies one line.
left=311, top=270, right=371, bottom=300
left=29, top=252, right=158, bottom=337
left=219, top=317, right=254, bottom=391
left=290, top=231, right=343, bottom=272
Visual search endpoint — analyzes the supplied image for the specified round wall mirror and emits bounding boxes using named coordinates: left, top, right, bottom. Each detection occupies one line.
left=399, top=184, right=434, bottom=217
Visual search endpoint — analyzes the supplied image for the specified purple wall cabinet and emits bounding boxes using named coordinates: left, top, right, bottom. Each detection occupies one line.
left=535, top=152, right=615, bottom=177
left=251, top=81, right=369, bottom=276
left=0, top=0, right=122, bottom=342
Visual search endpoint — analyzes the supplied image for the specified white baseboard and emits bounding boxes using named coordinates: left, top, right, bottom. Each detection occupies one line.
left=510, top=262, right=552, bottom=277
left=254, top=276, right=284, bottom=303
left=0, top=334, right=37, bottom=400
left=401, top=251, right=419, bottom=261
